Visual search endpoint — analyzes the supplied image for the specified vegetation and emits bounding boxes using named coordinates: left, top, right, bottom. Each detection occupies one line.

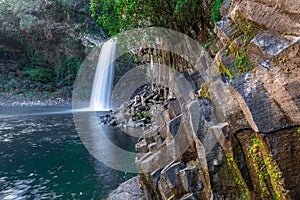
left=233, top=50, right=252, bottom=74
left=210, top=0, right=223, bottom=24
left=225, top=153, right=250, bottom=199
left=24, top=67, right=54, bottom=84
left=249, top=134, right=288, bottom=199
left=90, top=0, right=216, bottom=40
left=198, top=82, right=210, bottom=99
left=0, top=0, right=93, bottom=96
left=1, top=0, right=225, bottom=98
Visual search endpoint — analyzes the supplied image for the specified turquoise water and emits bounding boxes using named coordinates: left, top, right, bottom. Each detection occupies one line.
left=0, top=107, right=137, bottom=200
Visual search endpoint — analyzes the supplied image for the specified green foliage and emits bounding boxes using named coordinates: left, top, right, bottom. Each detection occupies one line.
left=56, top=56, right=81, bottom=86
left=90, top=0, right=212, bottom=36
left=144, top=111, right=152, bottom=119
left=17, top=93, right=25, bottom=99
left=211, top=0, right=223, bottom=24
left=298, top=128, right=300, bottom=134
left=225, top=153, right=250, bottom=199
left=24, top=66, right=54, bottom=83
left=136, top=110, right=151, bottom=120
left=233, top=50, right=254, bottom=75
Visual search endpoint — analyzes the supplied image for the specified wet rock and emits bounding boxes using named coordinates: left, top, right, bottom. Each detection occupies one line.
left=170, top=73, right=195, bottom=105
left=107, top=176, right=142, bottom=200
left=159, top=125, right=171, bottom=141
left=190, top=71, right=204, bottom=90
left=151, top=168, right=162, bottom=190
left=251, top=31, right=292, bottom=56
left=198, top=98, right=212, bottom=122
left=162, top=110, right=171, bottom=122
left=109, top=119, right=118, bottom=126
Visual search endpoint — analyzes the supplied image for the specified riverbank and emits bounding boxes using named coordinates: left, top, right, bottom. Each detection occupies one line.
left=0, top=92, right=72, bottom=107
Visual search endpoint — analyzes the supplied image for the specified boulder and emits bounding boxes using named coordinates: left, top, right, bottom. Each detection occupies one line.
left=107, top=176, right=142, bottom=200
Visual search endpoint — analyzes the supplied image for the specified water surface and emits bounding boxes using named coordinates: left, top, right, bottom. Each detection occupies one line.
left=0, top=107, right=137, bottom=200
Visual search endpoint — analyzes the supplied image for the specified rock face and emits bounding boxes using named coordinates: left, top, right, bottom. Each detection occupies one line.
left=0, top=0, right=105, bottom=95
left=107, top=1, right=300, bottom=200
left=230, top=0, right=300, bottom=37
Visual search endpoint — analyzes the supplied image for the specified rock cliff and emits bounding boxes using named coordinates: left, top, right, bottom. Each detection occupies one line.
left=0, top=0, right=105, bottom=96
left=110, top=0, right=300, bottom=199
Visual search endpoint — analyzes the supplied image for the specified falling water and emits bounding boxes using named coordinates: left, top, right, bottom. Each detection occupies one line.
left=90, top=39, right=117, bottom=111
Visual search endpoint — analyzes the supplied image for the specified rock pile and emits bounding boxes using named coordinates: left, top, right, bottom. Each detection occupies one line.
left=109, top=84, right=167, bottom=128
left=127, top=85, right=166, bottom=124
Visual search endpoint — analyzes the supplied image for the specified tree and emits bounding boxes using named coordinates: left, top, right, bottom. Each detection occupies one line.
left=90, top=0, right=214, bottom=42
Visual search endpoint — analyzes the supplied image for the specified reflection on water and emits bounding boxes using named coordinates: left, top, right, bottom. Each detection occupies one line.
left=0, top=107, right=137, bottom=200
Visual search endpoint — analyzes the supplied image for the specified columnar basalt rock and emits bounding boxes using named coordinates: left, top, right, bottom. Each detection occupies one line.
left=109, top=1, right=300, bottom=199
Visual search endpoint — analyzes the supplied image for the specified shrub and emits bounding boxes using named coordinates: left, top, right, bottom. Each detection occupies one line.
left=211, top=0, right=223, bottom=24
left=24, top=66, right=54, bottom=83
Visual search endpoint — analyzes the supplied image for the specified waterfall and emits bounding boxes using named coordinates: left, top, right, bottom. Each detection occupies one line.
left=90, top=39, right=117, bottom=111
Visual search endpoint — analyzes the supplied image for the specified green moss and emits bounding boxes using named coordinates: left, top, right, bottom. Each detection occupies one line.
left=233, top=50, right=253, bottom=74
left=242, top=191, right=249, bottom=200
left=233, top=10, right=263, bottom=34
left=297, top=128, right=300, bottom=135
left=225, top=153, right=250, bottom=199
left=198, top=82, right=210, bottom=99
left=249, top=134, right=290, bottom=200
left=224, top=67, right=234, bottom=80
left=249, top=136, right=269, bottom=195
left=167, top=193, right=175, bottom=200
